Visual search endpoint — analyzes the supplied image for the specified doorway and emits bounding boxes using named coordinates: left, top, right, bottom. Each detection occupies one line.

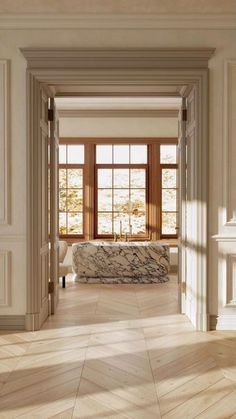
left=21, top=48, right=213, bottom=331
left=55, top=96, right=180, bottom=308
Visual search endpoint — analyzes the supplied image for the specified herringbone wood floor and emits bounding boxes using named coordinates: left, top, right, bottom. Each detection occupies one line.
left=0, top=276, right=236, bottom=418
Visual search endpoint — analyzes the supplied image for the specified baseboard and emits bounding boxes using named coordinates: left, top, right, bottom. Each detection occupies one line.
left=216, top=314, right=236, bottom=330
left=169, top=265, right=178, bottom=273
left=0, top=315, right=25, bottom=330
left=25, top=299, right=49, bottom=331
left=209, top=314, right=218, bottom=330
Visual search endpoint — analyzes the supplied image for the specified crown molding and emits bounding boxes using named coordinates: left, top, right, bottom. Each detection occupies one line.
left=21, top=48, right=215, bottom=70
left=58, top=109, right=178, bottom=118
left=0, top=13, right=236, bottom=30
left=211, top=235, right=236, bottom=242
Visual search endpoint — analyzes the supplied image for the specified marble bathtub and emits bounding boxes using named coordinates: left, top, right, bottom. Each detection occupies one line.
left=72, top=241, right=170, bottom=284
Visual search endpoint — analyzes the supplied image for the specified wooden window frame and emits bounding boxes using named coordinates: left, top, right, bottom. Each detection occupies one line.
left=59, top=138, right=178, bottom=243
left=95, top=163, right=149, bottom=240
left=59, top=140, right=85, bottom=241
left=160, top=163, right=178, bottom=239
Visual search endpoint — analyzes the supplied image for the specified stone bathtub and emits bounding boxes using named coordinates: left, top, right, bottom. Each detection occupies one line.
left=72, top=241, right=170, bottom=284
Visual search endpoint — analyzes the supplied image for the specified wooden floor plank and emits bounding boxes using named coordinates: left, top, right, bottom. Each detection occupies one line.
left=0, top=276, right=235, bottom=418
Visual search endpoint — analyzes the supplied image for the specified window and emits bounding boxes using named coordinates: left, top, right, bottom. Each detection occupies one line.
left=160, top=145, right=178, bottom=237
left=59, top=144, right=84, bottom=236
left=96, top=145, right=147, bottom=236
left=58, top=140, right=178, bottom=241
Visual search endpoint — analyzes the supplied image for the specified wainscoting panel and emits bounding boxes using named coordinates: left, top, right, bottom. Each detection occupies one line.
left=0, top=60, right=10, bottom=225
left=226, top=254, right=236, bottom=306
left=224, top=60, right=236, bottom=226
left=216, top=241, right=236, bottom=330
left=0, top=251, right=11, bottom=307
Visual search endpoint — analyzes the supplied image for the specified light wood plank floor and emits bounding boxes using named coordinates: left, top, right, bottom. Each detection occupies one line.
left=0, top=276, right=236, bottom=418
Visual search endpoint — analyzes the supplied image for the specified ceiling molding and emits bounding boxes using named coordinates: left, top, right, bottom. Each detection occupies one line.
left=21, top=48, right=215, bottom=70
left=58, top=109, right=178, bottom=118
left=1, top=13, right=236, bottom=30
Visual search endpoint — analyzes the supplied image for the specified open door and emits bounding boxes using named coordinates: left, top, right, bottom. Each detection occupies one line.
left=179, top=87, right=203, bottom=329
left=184, top=86, right=198, bottom=328
left=178, top=98, right=187, bottom=314
left=36, top=87, right=51, bottom=327
left=49, top=98, right=59, bottom=314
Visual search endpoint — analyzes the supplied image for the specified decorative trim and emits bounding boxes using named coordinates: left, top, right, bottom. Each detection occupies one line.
left=21, top=48, right=210, bottom=331
left=216, top=314, right=236, bottom=331
left=223, top=60, right=236, bottom=226
left=0, top=235, right=26, bottom=242
left=25, top=300, right=48, bottom=331
left=226, top=255, right=236, bottom=306
left=0, top=60, right=10, bottom=225
left=20, top=48, right=215, bottom=70
left=211, top=235, right=236, bottom=242
left=0, top=251, right=11, bottom=307
left=0, top=315, right=25, bottom=330
left=1, top=14, right=236, bottom=30
left=58, top=109, right=178, bottom=118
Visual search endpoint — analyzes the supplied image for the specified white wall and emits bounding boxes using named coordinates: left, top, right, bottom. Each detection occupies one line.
left=59, top=116, right=178, bottom=138
left=0, top=15, right=235, bottom=328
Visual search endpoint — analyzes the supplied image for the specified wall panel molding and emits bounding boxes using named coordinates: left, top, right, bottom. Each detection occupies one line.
left=0, top=14, right=236, bottom=30
left=0, top=60, right=10, bottom=225
left=0, top=235, right=26, bottom=242
left=212, top=235, right=236, bottom=242
left=226, top=254, right=236, bottom=306
left=223, top=60, right=236, bottom=226
left=0, top=251, right=11, bottom=307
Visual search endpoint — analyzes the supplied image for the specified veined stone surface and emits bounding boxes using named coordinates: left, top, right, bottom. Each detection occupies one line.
left=72, top=241, right=169, bottom=283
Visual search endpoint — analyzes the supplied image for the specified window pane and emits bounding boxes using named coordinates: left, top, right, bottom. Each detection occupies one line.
left=98, top=189, right=112, bottom=211
left=113, top=145, right=129, bottom=164
left=59, top=212, right=67, bottom=234
left=67, top=145, right=84, bottom=164
left=130, top=145, right=147, bottom=163
left=160, top=145, right=177, bottom=163
left=114, top=213, right=130, bottom=234
left=67, top=189, right=83, bottom=212
left=162, top=212, right=177, bottom=235
left=131, top=212, right=146, bottom=234
left=67, top=169, right=83, bottom=188
left=59, top=169, right=67, bottom=188
left=97, top=169, right=112, bottom=188
left=113, top=189, right=130, bottom=212
left=68, top=213, right=83, bottom=234
left=96, top=145, right=112, bottom=163
left=162, top=189, right=177, bottom=211
left=131, top=189, right=146, bottom=212
left=130, top=169, right=146, bottom=188
left=98, top=213, right=112, bottom=234
left=59, top=190, right=67, bottom=211
left=59, top=145, right=66, bottom=164
left=114, top=169, right=129, bottom=188
left=162, top=169, right=177, bottom=188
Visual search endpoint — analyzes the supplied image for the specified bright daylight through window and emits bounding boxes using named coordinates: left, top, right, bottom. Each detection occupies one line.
left=58, top=140, right=178, bottom=241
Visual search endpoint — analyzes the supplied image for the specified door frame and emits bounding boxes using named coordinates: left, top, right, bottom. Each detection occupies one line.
left=21, top=48, right=214, bottom=331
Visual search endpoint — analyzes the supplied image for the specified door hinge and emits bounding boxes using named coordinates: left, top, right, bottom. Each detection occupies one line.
left=48, top=109, right=54, bottom=122
left=48, top=282, right=54, bottom=294
left=182, top=109, right=187, bottom=122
